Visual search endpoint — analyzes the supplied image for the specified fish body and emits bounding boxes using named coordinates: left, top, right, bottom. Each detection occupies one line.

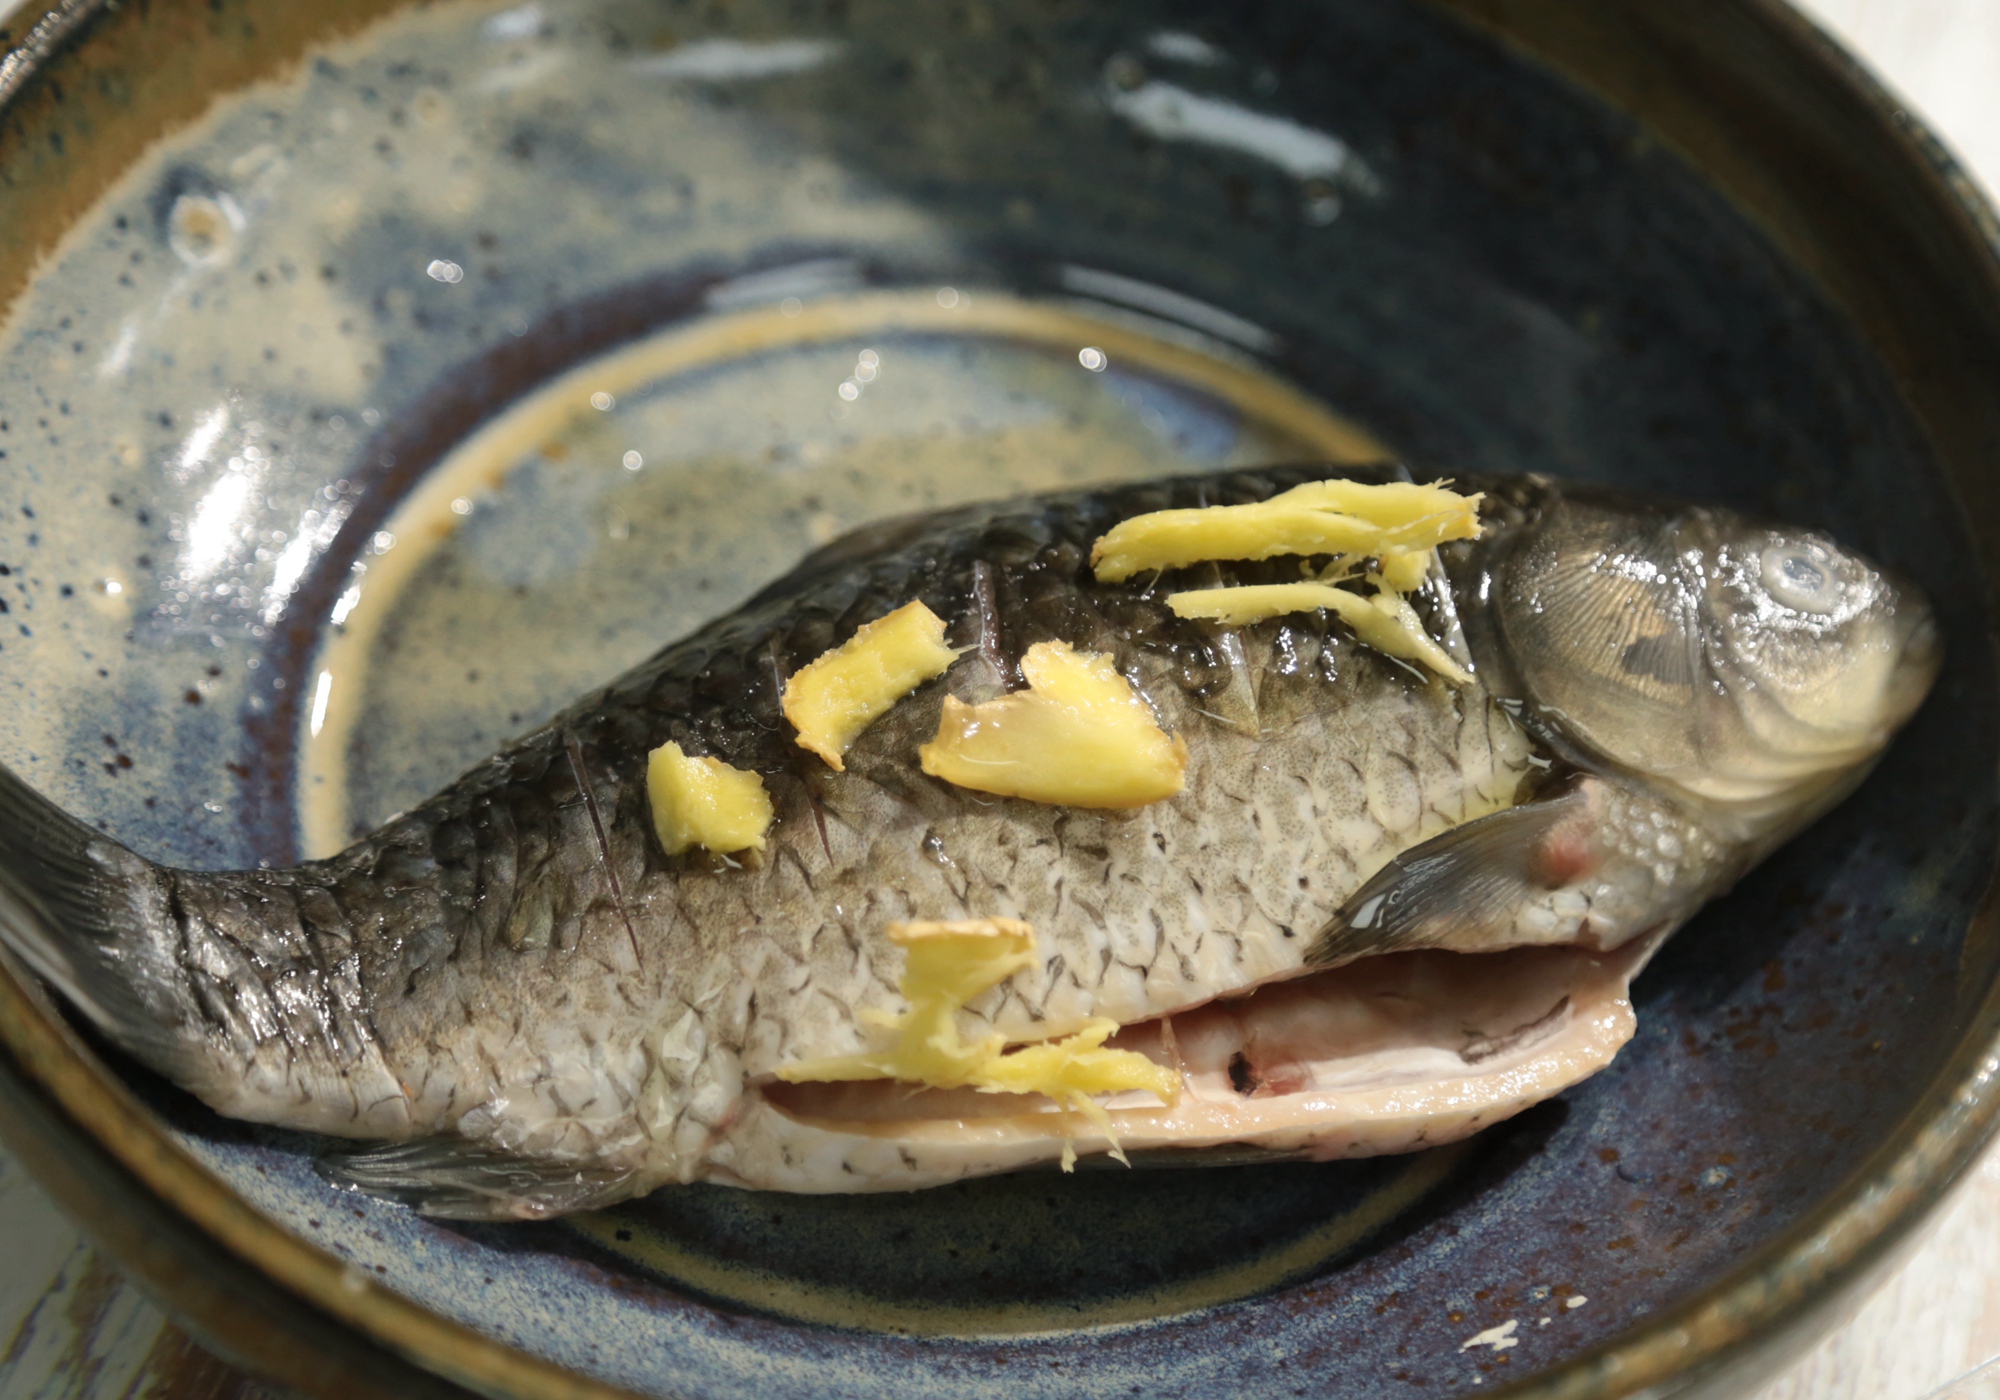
left=0, top=467, right=1938, bottom=1215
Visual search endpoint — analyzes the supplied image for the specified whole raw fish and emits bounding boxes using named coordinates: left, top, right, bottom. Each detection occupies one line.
left=0, top=467, right=1938, bottom=1217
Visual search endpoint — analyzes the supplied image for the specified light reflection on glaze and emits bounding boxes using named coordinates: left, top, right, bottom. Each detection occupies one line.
left=630, top=38, right=843, bottom=82
left=1103, top=79, right=1366, bottom=186
left=1057, top=266, right=1277, bottom=354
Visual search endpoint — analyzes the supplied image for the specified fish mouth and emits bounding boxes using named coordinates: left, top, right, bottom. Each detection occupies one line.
left=754, top=942, right=1649, bottom=1183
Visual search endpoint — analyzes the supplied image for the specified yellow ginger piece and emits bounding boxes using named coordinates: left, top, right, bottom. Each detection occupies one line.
left=1167, top=582, right=1471, bottom=683
left=776, top=918, right=1182, bottom=1168
left=1373, top=545, right=1435, bottom=594
left=919, top=641, right=1187, bottom=808
left=1089, top=478, right=1481, bottom=583
left=646, top=741, right=774, bottom=855
left=782, top=600, right=959, bottom=770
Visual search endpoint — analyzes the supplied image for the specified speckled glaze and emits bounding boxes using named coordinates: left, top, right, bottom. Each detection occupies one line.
left=0, top=1, right=1998, bottom=1398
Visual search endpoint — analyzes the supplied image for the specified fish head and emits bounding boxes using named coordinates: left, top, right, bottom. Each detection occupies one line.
left=1480, top=491, right=1940, bottom=819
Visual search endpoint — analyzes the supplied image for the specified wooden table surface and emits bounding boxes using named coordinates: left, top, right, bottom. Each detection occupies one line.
left=4, top=1, right=2000, bottom=1397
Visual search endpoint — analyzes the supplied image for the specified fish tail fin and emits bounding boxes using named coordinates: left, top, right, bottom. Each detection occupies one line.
left=0, top=762, right=211, bottom=1085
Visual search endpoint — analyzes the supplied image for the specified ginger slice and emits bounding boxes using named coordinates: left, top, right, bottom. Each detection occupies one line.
left=781, top=600, right=959, bottom=770
left=776, top=917, right=1181, bottom=1169
left=1167, top=581, right=1471, bottom=683
left=919, top=640, right=1188, bottom=808
left=647, top=741, right=774, bottom=855
left=1089, top=478, right=1481, bottom=583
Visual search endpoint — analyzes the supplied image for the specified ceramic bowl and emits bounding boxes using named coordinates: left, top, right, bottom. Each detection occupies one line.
left=1, top=1, right=1999, bottom=1397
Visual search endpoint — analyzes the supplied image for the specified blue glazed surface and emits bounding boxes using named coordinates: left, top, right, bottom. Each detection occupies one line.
left=0, top=0, right=1991, bottom=1396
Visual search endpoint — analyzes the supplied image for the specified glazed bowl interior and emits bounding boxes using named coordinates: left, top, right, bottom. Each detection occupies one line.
left=0, top=1, right=1998, bottom=1398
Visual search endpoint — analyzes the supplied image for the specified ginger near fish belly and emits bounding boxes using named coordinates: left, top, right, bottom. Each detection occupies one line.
left=782, top=600, right=958, bottom=770
left=776, top=918, right=1181, bottom=1168
left=919, top=640, right=1188, bottom=808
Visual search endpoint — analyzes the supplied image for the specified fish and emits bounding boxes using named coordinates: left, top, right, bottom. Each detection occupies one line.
left=0, top=465, right=1939, bottom=1218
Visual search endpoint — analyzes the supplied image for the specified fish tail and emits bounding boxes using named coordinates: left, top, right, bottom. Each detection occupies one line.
left=0, top=764, right=421, bottom=1137
left=0, top=762, right=216, bottom=1087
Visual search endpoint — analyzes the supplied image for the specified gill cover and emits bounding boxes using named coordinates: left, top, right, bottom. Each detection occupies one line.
left=1481, top=494, right=1938, bottom=815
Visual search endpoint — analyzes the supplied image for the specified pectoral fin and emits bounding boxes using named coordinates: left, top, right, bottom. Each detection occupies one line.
left=1308, top=782, right=1597, bottom=967
left=317, top=1139, right=641, bottom=1220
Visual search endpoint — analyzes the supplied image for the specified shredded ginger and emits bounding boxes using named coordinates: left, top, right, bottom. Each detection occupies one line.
left=1089, top=479, right=1481, bottom=582
left=1167, top=582, right=1470, bottom=684
left=1089, top=478, right=1482, bottom=683
left=776, top=917, right=1182, bottom=1168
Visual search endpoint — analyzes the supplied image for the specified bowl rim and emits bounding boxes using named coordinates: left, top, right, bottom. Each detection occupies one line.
left=0, top=0, right=1998, bottom=1397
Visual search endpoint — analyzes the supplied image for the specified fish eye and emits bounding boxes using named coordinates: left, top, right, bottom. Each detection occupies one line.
left=1759, top=544, right=1843, bottom=615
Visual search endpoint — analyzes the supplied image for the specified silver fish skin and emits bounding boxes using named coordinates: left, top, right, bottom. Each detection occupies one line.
left=0, top=466, right=1938, bottom=1216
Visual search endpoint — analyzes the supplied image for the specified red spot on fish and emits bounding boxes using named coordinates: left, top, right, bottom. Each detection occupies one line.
left=1534, top=827, right=1597, bottom=887
left=1259, top=1062, right=1310, bottom=1096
